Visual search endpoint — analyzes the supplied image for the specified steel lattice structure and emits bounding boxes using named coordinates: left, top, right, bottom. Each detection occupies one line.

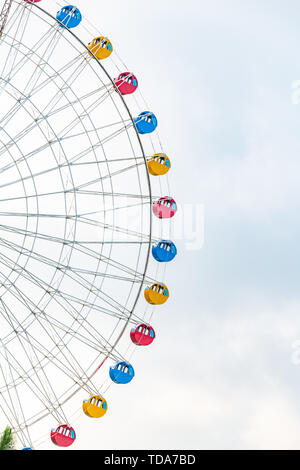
left=0, top=0, right=175, bottom=449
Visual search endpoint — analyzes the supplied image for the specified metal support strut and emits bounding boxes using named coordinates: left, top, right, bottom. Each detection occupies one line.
left=0, top=0, right=13, bottom=39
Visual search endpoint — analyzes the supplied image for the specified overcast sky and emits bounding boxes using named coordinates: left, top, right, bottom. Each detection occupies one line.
left=35, top=0, right=300, bottom=449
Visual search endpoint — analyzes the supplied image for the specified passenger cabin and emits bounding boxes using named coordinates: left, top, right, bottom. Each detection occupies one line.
left=88, top=36, right=113, bottom=60
left=130, top=323, right=156, bottom=346
left=56, top=6, right=82, bottom=28
left=83, top=395, right=108, bottom=418
left=144, top=283, right=169, bottom=305
left=153, top=197, right=177, bottom=219
left=109, top=361, right=135, bottom=384
left=152, top=240, right=177, bottom=262
left=147, top=153, right=171, bottom=176
left=50, top=425, right=76, bottom=447
left=114, top=72, right=138, bottom=95
left=134, top=111, right=157, bottom=134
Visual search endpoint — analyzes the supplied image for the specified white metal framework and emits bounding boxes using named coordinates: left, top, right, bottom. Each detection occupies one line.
left=0, top=0, right=172, bottom=449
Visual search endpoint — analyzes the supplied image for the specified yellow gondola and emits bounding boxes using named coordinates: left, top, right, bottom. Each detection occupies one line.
left=147, top=153, right=171, bottom=176
left=144, top=283, right=169, bottom=305
left=88, top=36, right=113, bottom=60
left=82, top=395, right=108, bottom=418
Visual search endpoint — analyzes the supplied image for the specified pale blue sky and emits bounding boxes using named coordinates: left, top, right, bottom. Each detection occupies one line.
left=33, top=0, right=300, bottom=449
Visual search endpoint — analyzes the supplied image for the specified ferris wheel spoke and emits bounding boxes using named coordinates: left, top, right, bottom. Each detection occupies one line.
left=91, top=200, right=153, bottom=215
left=65, top=162, right=147, bottom=190
left=0, top=394, right=31, bottom=447
left=0, top=221, right=145, bottom=248
left=12, top=22, right=66, bottom=99
left=37, top=85, right=111, bottom=127
left=0, top=235, right=146, bottom=332
left=0, top=268, right=127, bottom=364
left=38, top=281, right=132, bottom=350
left=0, top=330, right=67, bottom=426
left=52, top=289, right=144, bottom=326
left=0, top=236, right=146, bottom=285
left=0, top=211, right=152, bottom=255
left=77, top=213, right=152, bottom=242
left=0, top=222, right=153, bottom=281
left=16, top=323, right=111, bottom=409
left=0, top=230, right=149, bottom=284
left=0, top=93, right=115, bottom=177
left=45, top=288, right=136, bottom=348
left=36, top=60, right=90, bottom=123
left=40, top=123, right=136, bottom=169
left=0, top=66, right=137, bottom=173
left=0, top=216, right=154, bottom=271
left=0, top=210, right=152, bottom=244
left=0, top=361, right=33, bottom=447
left=0, top=3, right=31, bottom=86
left=37, top=314, right=123, bottom=361
left=0, top=90, right=82, bottom=200
left=36, top=123, right=137, bottom=170
left=0, top=86, right=132, bottom=180
left=62, top=156, right=146, bottom=165
left=0, top=48, right=85, bottom=130
left=2, top=34, right=81, bottom=97
left=0, top=134, right=127, bottom=176
left=0, top=158, right=144, bottom=192
left=0, top=189, right=151, bottom=203
left=0, top=25, right=66, bottom=122
left=54, top=87, right=124, bottom=137
left=0, top=47, right=99, bottom=169
left=0, top=342, right=80, bottom=430
left=60, top=116, right=131, bottom=143
left=2, top=8, right=60, bottom=82
left=16, top=115, right=133, bottom=155
left=25, top=52, right=85, bottom=101
left=72, top=191, right=150, bottom=200
left=0, top=291, right=104, bottom=402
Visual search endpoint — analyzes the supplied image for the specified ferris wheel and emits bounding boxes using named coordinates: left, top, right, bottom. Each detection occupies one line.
left=0, top=0, right=177, bottom=449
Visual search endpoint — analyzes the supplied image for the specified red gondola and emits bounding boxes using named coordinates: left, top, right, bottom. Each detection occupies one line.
left=50, top=425, right=76, bottom=448
left=130, top=323, right=156, bottom=346
left=114, top=72, right=138, bottom=95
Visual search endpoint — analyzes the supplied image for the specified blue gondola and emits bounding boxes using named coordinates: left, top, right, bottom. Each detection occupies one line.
left=152, top=240, right=177, bottom=263
left=109, top=361, right=135, bottom=384
left=134, top=112, right=157, bottom=134
left=56, top=6, right=82, bottom=29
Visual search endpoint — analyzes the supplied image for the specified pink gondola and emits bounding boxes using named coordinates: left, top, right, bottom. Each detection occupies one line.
left=153, top=197, right=177, bottom=219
